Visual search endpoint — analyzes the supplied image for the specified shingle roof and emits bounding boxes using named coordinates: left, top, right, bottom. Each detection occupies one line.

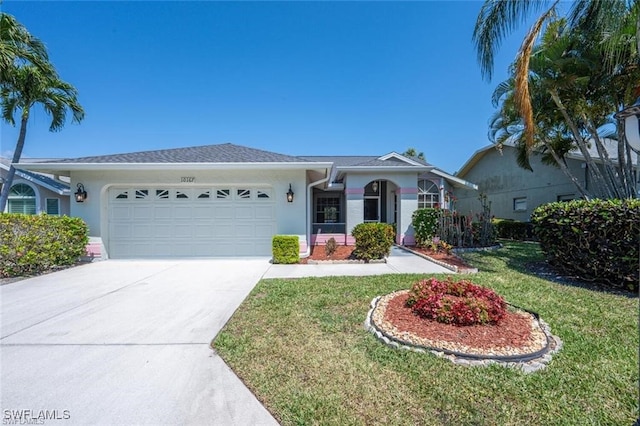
left=299, top=155, right=432, bottom=168
left=1, top=157, right=70, bottom=194
left=50, top=143, right=310, bottom=164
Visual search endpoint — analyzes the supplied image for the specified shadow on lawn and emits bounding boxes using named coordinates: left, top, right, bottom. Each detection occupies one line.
left=463, top=241, right=637, bottom=299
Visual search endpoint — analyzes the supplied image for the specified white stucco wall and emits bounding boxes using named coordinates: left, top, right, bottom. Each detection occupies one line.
left=70, top=168, right=308, bottom=254
left=344, top=172, right=419, bottom=244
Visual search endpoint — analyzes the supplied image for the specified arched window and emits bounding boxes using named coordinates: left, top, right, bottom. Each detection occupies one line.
left=8, top=183, right=36, bottom=214
left=418, top=179, right=439, bottom=209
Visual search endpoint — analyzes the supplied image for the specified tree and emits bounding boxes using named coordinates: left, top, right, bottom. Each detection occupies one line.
left=474, top=0, right=639, bottom=198
left=0, top=64, right=84, bottom=211
left=489, top=18, right=640, bottom=199
left=403, top=147, right=425, bottom=161
left=0, top=13, right=50, bottom=85
left=473, top=1, right=637, bottom=146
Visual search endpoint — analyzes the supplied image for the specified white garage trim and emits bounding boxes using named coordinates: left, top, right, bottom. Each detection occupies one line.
left=107, top=185, right=276, bottom=258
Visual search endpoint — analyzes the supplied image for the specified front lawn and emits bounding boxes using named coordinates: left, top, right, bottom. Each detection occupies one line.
left=214, top=242, right=638, bottom=425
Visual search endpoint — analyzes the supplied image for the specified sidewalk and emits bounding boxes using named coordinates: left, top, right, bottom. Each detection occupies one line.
left=263, top=246, right=453, bottom=279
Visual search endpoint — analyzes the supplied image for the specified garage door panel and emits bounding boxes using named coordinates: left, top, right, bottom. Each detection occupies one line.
left=154, top=224, right=173, bottom=238
left=153, top=206, right=172, bottom=219
left=108, top=186, right=276, bottom=258
left=132, top=224, right=153, bottom=238
left=110, top=223, right=132, bottom=239
left=214, top=206, right=233, bottom=219
left=235, top=224, right=254, bottom=238
left=111, top=206, right=131, bottom=220
left=132, top=206, right=153, bottom=220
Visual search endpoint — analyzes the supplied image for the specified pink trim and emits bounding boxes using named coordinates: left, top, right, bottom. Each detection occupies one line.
left=402, top=235, right=416, bottom=246
left=345, top=188, right=365, bottom=195
left=299, top=241, right=308, bottom=253
left=397, top=187, right=418, bottom=194
left=310, top=233, right=354, bottom=246
left=85, top=243, right=101, bottom=258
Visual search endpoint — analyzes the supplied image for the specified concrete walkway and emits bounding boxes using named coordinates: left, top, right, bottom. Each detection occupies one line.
left=263, top=245, right=453, bottom=279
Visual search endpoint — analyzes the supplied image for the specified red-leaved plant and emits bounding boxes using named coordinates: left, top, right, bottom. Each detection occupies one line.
left=405, top=277, right=506, bottom=326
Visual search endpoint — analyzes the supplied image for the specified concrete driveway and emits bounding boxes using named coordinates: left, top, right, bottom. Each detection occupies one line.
left=0, top=259, right=278, bottom=425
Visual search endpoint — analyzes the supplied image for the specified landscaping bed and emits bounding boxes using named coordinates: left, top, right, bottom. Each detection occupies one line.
left=214, top=242, right=638, bottom=425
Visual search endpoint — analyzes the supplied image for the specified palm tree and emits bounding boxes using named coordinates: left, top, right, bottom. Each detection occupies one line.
left=0, top=13, right=50, bottom=85
left=403, top=147, right=425, bottom=161
left=473, top=0, right=636, bottom=150
left=0, top=65, right=84, bottom=211
left=489, top=18, right=639, bottom=199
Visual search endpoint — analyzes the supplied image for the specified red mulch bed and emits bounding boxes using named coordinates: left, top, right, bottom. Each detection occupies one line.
left=300, top=245, right=356, bottom=264
left=300, top=244, right=474, bottom=272
left=404, top=246, right=473, bottom=270
left=383, top=292, right=534, bottom=351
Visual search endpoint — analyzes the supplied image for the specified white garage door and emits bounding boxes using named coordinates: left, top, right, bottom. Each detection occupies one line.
left=108, top=186, right=276, bottom=258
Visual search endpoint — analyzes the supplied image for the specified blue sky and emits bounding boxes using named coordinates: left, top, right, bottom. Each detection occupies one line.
left=1, top=1, right=529, bottom=173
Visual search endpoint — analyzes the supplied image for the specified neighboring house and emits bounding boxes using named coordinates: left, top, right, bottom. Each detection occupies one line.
left=0, top=157, right=70, bottom=216
left=17, top=143, right=477, bottom=259
left=454, top=141, right=640, bottom=220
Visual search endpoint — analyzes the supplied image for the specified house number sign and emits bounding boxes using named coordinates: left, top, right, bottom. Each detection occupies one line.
left=180, top=177, right=196, bottom=183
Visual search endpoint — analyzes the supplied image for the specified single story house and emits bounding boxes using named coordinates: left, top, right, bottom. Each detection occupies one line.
left=18, top=143, right=477, bottom=259
left=454, top=140, right=640, bottom=220
left=1, top=157, right=70, bottom=215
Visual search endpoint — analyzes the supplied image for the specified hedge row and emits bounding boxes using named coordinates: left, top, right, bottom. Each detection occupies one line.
left=0, top=214, right=89, bottom=278
left=531, top=199, right=639, bottom=291
left=492, top=219, right=533, bottom=241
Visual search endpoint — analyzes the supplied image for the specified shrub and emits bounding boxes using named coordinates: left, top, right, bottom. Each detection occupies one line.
left=0, top=214, right=89, bottom=278
left=493, top=218, right=532, bottom=240
left=272, top=235, right=299, bottom=264
left=405, top=277, right=507, bottom=326
left=324, top=237, right=337, bottom=257
left=412, top=208, right=439, bottom=246
left=531, top=199, right=640, bottom=291
left=351, top=223, right=395, bottom=261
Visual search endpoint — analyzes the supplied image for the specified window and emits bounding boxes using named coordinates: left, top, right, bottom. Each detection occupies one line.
left=418, top=179, right=439, bottom=209
left=8, top=183, right=36, bottom=214
left=45, top=198, right=60, bottom=215
left=316, top=197, right=341, bottom=223
left=155, top=189, right=169, bottom=199
left=557, top=194, right=575, bottom=202
left=236, top=189, right=251, bottom=199
left=216, top=189, right=230, bottom=199
left=513, top=197, right=527, bottom=211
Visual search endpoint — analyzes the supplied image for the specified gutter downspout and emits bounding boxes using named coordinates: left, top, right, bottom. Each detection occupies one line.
left=302, top=172, right=331, bottom=258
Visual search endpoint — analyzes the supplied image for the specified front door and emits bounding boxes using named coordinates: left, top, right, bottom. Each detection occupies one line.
left=364, top=197, right=379, bottom=222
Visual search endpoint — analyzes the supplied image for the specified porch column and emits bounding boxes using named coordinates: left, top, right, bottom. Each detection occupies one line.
left=345, top=187, right=364, bottom=237
left=396, top=187, right=418, bottom=245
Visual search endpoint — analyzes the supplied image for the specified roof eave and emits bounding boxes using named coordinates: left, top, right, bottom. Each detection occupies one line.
left=17, top=161, right=334, bottom=174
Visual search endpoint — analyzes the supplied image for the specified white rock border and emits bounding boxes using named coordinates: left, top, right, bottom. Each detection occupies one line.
left=364, top=293, right=562, bottom=373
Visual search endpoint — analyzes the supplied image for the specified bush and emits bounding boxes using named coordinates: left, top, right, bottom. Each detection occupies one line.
left=405, top=277, right=507, bottom=326
left=531, top=199, right=640, bottom=291
left=324, top=237, right=337, bottom=257
left=0, top=214, right=89, bottom=278
left=493, top=218, right=532, bottom=240
left=412, top=208, right=439, bottom=247
left=272, top=235, right=299, bottom=264
left=351, top=223, right=395, bottom=261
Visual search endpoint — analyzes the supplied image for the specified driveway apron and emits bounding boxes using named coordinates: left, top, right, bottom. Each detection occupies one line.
left=1, top=259, right=278, bottom=425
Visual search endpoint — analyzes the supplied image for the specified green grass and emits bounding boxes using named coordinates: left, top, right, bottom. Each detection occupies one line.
left=214, top=242, right=638, bottom=425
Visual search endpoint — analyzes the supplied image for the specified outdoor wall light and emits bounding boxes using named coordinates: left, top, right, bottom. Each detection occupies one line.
left=372, top=181, right=379, bottom=193
left=286, top=184, right=294, bottom=203
left=75, top=183, right=87, bottom=203
left=615, top=97, right=640, bottom=152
